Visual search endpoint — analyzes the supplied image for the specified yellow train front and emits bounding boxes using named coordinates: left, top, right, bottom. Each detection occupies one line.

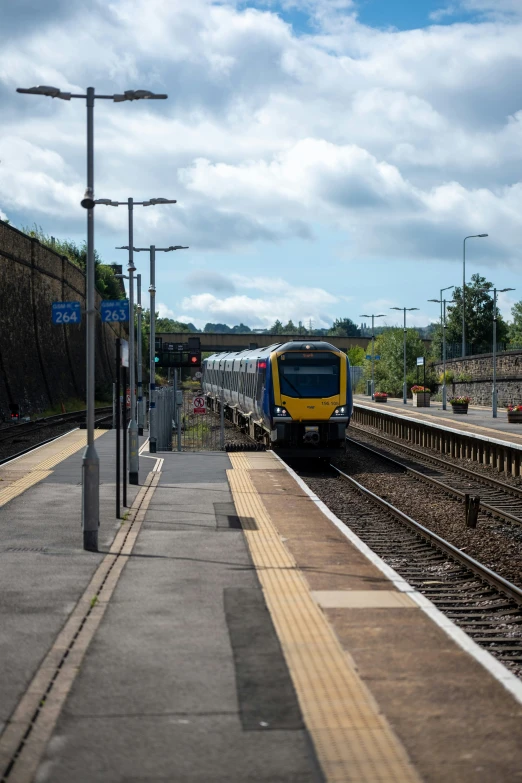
left=202, top=339, right=352, bottom=453
left=269, top=340, right=352, bottom=452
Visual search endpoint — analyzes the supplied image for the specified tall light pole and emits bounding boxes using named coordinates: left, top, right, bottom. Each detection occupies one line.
left=359, top=314, right=385, bottom=399
left=133, top=246, right=189, bottom=452
left=440, top=285, right=454, bottom=330
left=136, top=274, right=144, bottom=435
left=108, top=198, right=176, bottom=483
left=462, top=234, right=488, bottom=359
left=390, top=306, right=419, bottom=404
left=429, top=297, right=452, bottom=409
left=17, top=84, right=168, bottom=551
left=492, top=287, right=514, bottom=417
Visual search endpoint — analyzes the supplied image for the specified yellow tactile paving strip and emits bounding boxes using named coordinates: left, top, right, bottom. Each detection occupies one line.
left=0, top=430, right=104, bottom=508
left=227, top=455, right=421, bottom=783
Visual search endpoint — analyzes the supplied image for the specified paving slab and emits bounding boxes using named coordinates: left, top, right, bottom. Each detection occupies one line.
left=0, top=430, right=140, bottom=735
left=35, top=452, right=322, bottom=783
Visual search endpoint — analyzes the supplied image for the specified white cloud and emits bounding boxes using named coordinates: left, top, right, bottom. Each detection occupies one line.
left=2, top=0, right=522, bottom=314
left=179, top=277, right=340, bottom=328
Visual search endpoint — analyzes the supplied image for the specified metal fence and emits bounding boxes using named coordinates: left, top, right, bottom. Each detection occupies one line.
left=177, top=388, right=224, bottom=451
left=444, top=342, right=522, bottom=360
left=155, top=386, right=175, bottom=451
left=350, top=365, right=364, bottom=390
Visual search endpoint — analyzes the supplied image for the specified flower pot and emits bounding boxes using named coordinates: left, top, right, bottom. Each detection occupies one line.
left=374, top=397, right=388, bottom=403
left=413, top=392, right=430, bottom=408
left=507, top=411, right=522, bottom=424
left=451, top=403, right=468, bottom=415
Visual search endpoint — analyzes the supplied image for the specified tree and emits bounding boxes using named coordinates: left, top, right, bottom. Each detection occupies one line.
left=204, top=323, right=232, bottom=333
left=231, top=323, right=252, bottom=333
left=446, top=273, right=509, bottom=351
left=364, top=328, right=427, bottom=396
left=283, top=320, right=298, bottom=334
left=269, top=320, right=285, bottom=334
left=347, top=346, right=366, bottom=366
left=329, top=318, right=360, bottom=337
left=509, top=302, right=522, bottom=346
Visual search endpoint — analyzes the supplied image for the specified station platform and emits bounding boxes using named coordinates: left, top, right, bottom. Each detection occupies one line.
left=1, top=431, right=522, bottom=782
left=354, top=393, right=522, bottom=448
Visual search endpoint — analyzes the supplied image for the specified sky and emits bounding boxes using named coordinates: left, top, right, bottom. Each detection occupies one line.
left=1, top=0, right=522, bottom=331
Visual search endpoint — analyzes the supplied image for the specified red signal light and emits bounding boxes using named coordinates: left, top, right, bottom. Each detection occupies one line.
left=191, top=355, right=198, bottom=364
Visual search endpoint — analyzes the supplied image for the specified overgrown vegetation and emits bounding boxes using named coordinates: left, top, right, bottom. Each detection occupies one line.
left=21, top=224, right=124, bottom=301
left=362, top=328, right=433, bottom=397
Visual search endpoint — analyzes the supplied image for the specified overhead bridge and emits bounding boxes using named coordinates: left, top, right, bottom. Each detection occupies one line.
left=158, top=332, right=432, bottom=354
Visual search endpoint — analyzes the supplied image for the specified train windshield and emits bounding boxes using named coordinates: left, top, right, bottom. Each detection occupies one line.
left=277, top=352, right=340, bottom=398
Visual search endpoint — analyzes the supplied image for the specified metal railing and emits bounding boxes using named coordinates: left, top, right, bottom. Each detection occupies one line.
left=444, top=342, right=522, bottom=360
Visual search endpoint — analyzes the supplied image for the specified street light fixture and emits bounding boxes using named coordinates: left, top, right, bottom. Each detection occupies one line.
left=98, top=195, right=177, bottom=484
left=428, top=297, right=452, bottom=410
left=462, top=234, right=488, bottom=358
left=359, top=314, right=385, bottom=399
left=17, top=84, right=168, bottom=552
left=476, top=285, right=515, bottom=418
left=133, top=245, right=189, bottom=452
left=390, top=306, right=419, bottom=404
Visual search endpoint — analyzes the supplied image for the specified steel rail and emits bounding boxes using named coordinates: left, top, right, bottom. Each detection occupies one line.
left=330, top=462, right=522, bottom=606
left=351, top=422, right=522, bottom=498
left=0, top=413, right=113, bottom=466
left=346, top=432, right=522, bottom=527
left=0, top=407, right=112, bottom=443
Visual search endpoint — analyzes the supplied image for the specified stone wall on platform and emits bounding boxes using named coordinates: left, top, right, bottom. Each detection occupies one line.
left=433, top=350, right=522, bottom=407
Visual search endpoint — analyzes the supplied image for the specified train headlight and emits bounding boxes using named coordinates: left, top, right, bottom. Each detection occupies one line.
left=331, top=406, right=346, bottom=416
left=273, top=407, right=289, bottom=417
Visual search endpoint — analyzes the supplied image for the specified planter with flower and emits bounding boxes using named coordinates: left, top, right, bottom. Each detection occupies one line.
left=374, top=392, right=388, bottom=403
left=411, top=385, right=430, bottom=408
left=507, top=405, right=522, bottom=423
left=448, top=396, right=470, bottom=414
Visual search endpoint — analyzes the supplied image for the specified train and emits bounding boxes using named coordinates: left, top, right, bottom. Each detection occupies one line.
left=202, top=339, right=352, bottom=451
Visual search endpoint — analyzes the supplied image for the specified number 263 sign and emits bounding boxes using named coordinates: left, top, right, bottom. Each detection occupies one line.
left=101, top=300, right=129, bottom=323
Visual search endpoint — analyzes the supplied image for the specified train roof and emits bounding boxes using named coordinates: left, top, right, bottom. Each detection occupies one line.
left=203, top=339, right=345, bottom=364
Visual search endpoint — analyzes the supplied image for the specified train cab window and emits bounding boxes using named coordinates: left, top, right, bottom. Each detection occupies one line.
left=277, top=352, right=340, bottom=398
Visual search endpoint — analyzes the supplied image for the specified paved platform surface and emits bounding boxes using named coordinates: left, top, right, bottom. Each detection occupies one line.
left=354, top=394, right=522, bottom=445
left=1, top=438, right=522, bottom=782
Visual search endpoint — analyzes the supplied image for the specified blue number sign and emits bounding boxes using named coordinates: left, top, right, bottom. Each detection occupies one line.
left=101, top=299, right=129, bottom=323
left=52, top=301, right=81, bottom=325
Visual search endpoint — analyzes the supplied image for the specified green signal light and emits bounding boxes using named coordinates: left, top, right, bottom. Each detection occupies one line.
left=155, top=356, right=159, bottom=363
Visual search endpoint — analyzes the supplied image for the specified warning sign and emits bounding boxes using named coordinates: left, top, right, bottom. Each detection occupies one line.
left=193, top=396, right=206, bottom=414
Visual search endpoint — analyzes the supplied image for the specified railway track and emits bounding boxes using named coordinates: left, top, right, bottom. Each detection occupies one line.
left=348, top=424, right=522, bottom=526
left=291, top=460, right=522, bottom=675
left=0, top=407, right=113, bottom=444
left=0, top=408, right=113, bottom=465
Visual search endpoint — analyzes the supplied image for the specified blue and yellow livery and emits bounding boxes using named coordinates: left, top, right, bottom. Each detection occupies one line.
left=202, top=339, right=352, bottom=451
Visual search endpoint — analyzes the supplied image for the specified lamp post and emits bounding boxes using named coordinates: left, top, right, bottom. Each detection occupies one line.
left=17, top=84, right=168, bottom=551
left=428, top=297, right=452, bottom=409
left=492, top=287, right=514, bottom=417
left=108, top=198, right=176, bottom=483
left=390, top=306, right=419, bottom=403
left=136, top=274, right=144, bottom=435
left=462, top=234, right=488, bottom=358
left=133, top=245, right=189, bottom=452
left=359, top=313, right=385, bottom=399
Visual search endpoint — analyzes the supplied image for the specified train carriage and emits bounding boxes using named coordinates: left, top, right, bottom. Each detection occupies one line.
left=202, top=339, right=352, bottom=452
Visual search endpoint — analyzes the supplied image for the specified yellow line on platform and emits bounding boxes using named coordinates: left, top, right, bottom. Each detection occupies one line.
left=228, top=455, right=421, bottom=783
left=0, top=430, right=105, bottom=508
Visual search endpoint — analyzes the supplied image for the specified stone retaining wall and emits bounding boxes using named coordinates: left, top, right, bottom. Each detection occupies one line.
left=0, top=221, right=126, bottom=417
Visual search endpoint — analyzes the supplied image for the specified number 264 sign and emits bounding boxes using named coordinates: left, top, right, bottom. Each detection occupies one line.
left=52, top=301, right=81, bottom=324
left=101, top=299, right=129, bottom=323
